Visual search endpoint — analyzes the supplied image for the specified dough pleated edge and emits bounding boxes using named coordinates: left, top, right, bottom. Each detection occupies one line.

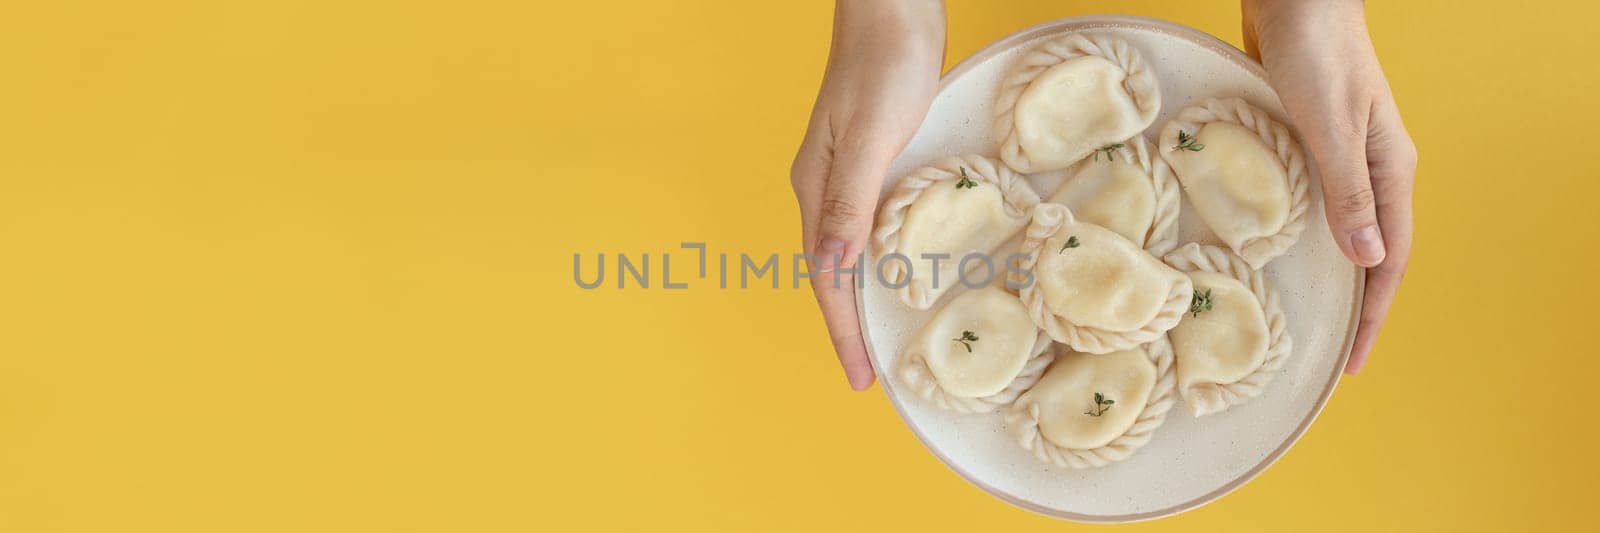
left=896, top=331, right=1055, bottom=414
left=1159, top=97, right=1311, bottom=270
left=872, top=154, right=1040, bottom=310
left=1011, top=203, right=1191, bottom=354
left=1059, top=135, right=1181, bottom=256
left=1003, top=335, right=1179, bottom=469
left=994, top=32, right=1162, bottom=174
left=1161, top=243, right=1293, bottom=417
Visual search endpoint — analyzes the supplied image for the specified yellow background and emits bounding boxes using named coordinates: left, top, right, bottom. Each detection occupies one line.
left=0, top=1, right=1595, bottom=531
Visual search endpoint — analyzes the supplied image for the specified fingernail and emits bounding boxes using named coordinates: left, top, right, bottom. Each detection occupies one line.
left=1350, top=226, right=1386, bottom=266
left=817, top=238, right=845, bottom=273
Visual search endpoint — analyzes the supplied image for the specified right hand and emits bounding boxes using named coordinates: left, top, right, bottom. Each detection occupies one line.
left=790, top=1, right=945, bottom=390
left=1243, top=0, right=1418, bottom=374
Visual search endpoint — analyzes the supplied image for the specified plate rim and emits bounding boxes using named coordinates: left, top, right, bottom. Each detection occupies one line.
left=855, top=14, right=1364, bottom=523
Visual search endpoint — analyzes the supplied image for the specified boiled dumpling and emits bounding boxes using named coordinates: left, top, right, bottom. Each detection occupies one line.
left=874, top=155, right=1040, bottom=310
left=1012, top=203, right=1191, bottom=354
left=995, top=33, right=1160, bottom=173
left=896, top=287, right=1053, bottom=413
left=1004, top=336, right=1177, bottom=469
left=1161, top=243, right=1292, bottom=416
left=1174, top=271, right=1268, bottom=385
left=1159, top=98, right=1310, bottom=269
left=1047, top=135, right=1180, bottom=255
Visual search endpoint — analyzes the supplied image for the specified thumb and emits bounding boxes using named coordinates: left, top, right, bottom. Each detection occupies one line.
left=1305, top=119, right=1387, bottom=267
left=813, top=144, right=892, bottom=262
left=807, top=141, right=893, bottom=391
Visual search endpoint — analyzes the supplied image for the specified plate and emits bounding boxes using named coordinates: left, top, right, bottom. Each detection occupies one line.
left=858, top=15, right=1362, bottom=522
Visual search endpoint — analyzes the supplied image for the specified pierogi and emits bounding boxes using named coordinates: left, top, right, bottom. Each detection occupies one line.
left=1161, top=243, right=1292, bottom=416
left=896, top=287, right=1053, bottom=413
left=1048, top=135, right=1180, bottom=255
left=873, top=155, right=1040, bottom=310
left=1005, top=336, right=1178, bottom=469
left=1159, top=98, right=1310, bottom=269
left=996, top=33, right=1160, bottom=173
left=1012, top=203, right=1191, bottom=354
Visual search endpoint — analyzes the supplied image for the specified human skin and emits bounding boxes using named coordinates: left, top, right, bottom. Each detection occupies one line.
left=790, top=0, right=944, bottom=390
left=790, top=0, right=1415, bottom=389
left=1242, top=0, right=1417, bottom=374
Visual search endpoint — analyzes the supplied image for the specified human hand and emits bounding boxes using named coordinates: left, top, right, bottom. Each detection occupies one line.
left=1243, top=0, right=1418, bottom=374
left=791, top=1, right=944, bottom=390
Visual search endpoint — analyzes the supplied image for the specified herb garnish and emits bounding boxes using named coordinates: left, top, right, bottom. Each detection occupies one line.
left=955, top=167, right=978, bottom=189
left=952, top=330, right=979, bottom=352
left=1092, top=143, right=1125, bottom=162
left=1058, top=235, right=1080, bottom=254
left=1190, top=289, right=1213, bottom=317
left=1173, top=130, right=1205, bottom=152
left=1085, top=392, right=1115, bottom=416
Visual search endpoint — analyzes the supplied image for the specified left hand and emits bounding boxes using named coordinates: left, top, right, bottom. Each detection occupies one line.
left=790, top=1, right=946, bottom=390
left=1243, top=0, right=1418, bottom=374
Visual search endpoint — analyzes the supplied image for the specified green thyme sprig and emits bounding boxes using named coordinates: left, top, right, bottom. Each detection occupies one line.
left=952, top=330, right=979, bottom=352
left=1190, top=289, right=1213, bottom=317
left=947, top=329, right=972, bottom=350
left=1085, top=392, right=1115, bottom=416
left=954, top=167, right=978, bottom=189
left=1092, top=143, right=1125, bottom=162
left=1173, top=130, right=1205, bottom=152
left=1058, top=235, right=1080, bottom=254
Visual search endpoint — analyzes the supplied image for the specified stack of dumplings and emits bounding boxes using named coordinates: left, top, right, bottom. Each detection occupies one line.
left=873, top=31, right=1311, bottom=470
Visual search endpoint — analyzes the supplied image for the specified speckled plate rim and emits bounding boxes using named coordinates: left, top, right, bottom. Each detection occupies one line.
left=856, top=14, right=1363, bottom=523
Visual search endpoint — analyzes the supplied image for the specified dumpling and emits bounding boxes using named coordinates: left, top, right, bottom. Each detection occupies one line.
left=1159, top=98, right=1311, bottom=269
left=1047, top=135, right=1181, bottom=255
left=874, top=155, right=1039, bottom=310
left=1011, top=203, right=1191, bottom=354
left=896, top=286, right=1054, bottom=413
left=995, top=33, right=1160, bottom=173
left=1160, top=243, right=1292, bottom=416
left=1004, top=336, right=1178, bottom=469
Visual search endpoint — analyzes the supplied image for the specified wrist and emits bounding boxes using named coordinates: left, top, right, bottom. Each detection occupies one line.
left=835, top=0, right=944, bottom=23
left=1244, top=0, right=1364, bottom=35
left=829, top=0, right=946, bottom=71
left=834, top=1, right=946, bottom=45
left=1244, top=0, right=1367, bottom=57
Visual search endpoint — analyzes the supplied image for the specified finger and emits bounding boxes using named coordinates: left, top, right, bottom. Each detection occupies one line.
left=809, top=136, right=895, bottom=391
left=815, top=134, right=893, bottom=252
left=791, top=120, right=876, bottom=390
left=1302, top=105, right=1388, bottom=268
left=1349, top=191, right=1411, bottom=374
left=811, top=225, right=875, bottom=392
left=791, top=118, right=831, bottom=257
left=1347, top=96, right=1417, bottom=374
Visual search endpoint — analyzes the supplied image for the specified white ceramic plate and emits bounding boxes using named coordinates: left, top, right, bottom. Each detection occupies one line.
left=858, top=15, right=1362, bottom=522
